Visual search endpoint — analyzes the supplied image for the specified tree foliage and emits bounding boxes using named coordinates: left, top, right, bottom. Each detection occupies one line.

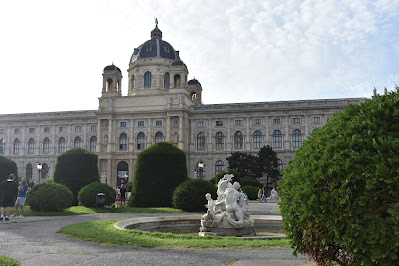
left=26, top=181, right=73, bottom=211
left=173, top=179, right=217, bottom=212
left=129, top=142, right=188, bottom=207
left=0, top=156, right=17, bottom=183
left=53, top=148, right=99, bottom=205
left=279, top=88, right=399, bottom=265
left=78, top=182, right=115, bottom=207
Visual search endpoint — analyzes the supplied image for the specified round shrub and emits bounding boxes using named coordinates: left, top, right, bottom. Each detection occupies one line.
left=240, top=176, right=262, bottom=188
left=26, top=181, right=73, bottom=212
left=78, top=182, right=115, bottom=207
left=173, top=179, right=217, bottom=212
left=130, top=142, right=187, bottom=207
left=241, top=185, right=258, bottom=200
left=279, top=89, right=399, bottom=265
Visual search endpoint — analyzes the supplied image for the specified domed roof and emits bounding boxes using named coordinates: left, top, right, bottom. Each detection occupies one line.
left=104, top=64, right=121, bottom=72
left=129, top=24, right=178, bottom=63
left=188, top=78, right=200, bottom=85
left=171, top=51, right=185, bottom=66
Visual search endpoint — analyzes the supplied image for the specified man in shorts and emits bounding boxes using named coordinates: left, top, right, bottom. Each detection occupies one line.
left=0, top=174, right=18, bottom=221
left=12, top=177, right=29, bottom=218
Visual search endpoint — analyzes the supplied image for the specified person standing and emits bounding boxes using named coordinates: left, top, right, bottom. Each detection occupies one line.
left=12, top=177, right=29, bottom=218
left=120, top=184, right=127, bottom=207
left=0, top=174, right=18, bottom=221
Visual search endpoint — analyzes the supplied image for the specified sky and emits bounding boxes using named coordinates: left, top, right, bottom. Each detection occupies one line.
left=1, top=0, right=398, bottom=114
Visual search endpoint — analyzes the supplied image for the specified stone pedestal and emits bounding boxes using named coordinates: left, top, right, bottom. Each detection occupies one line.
left=199, top=226, right=256, bottom=237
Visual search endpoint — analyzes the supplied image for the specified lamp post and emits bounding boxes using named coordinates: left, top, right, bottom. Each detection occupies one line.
left=196, top=161, right=205, bottom=178
left=37, top=163, right=42, bottom=184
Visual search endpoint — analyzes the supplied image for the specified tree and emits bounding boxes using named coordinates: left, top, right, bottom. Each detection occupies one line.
left=258, top=145, right=280, bottom=190
left=0, top=156, right=18, bottom=183
left=226, top=152, right=260, bottom=178
left=278, top=88, right=399, bottom=265
left=129, top=142, right=188, bottom=207
left=53, top=148, right=99, bottom=205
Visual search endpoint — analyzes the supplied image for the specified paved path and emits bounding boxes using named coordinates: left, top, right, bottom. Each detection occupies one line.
left=0, top=202, right=309, bottom=265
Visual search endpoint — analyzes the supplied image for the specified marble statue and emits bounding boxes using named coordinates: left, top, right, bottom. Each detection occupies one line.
left=199, top=172, right=255, bottom=237
left=270, top=188, right=279, bottom=199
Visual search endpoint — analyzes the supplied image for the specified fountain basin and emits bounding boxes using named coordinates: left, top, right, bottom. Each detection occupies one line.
left=115, top=215, right=284, bottom=238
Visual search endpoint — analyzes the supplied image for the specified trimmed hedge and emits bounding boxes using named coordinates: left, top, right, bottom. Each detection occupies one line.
left=129, top=142, right=187, bottom=207
left=279, top=88, right=399, bottom=265
left=241, top=185, right=258, bottom=200
left=26, top=181, right=73, bottom=212
left=0, top=156, right=17, bottom=183
left=53, top=148, right=99, bottom=205
left=173, top=179, right=217, bottom=212
left=240, top=176, right=262, bottom=188
left=78, top=182, right=115, bottom=207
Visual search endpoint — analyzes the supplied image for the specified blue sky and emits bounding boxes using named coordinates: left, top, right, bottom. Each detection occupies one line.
left=1, top=0, right=398, bottom=114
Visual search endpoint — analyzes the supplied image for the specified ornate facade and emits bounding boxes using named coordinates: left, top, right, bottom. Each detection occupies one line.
left=0, top=24, right=366, bottom=186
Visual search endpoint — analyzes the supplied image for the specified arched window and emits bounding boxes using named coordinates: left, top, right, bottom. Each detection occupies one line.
left=0, top=139, right=5, bottom=154
left=234, top=131, right=243, bottom=150
left=42, top=163, right=49, bottom=180
left=215, top=160, right=224, bottom=175
left=197, top=132, right=205, bottom=150
left=155, top=132, right=164, bottom=143
left=144, top=71, right=152, bottom=87
left=13, top=138, right=20, bottom=154
left=107, top=78, right=113, bottom=92
left=253, top=130, right=262, bottom=149
left=292, top=129, right=302, bottom=148
left=119, top=133, right=128, bottom=151
left=215, top=132, right=224, bottom=150
left=174, top=74, right=181, bottom=88
left=130, top=75, right=135, bottom=91
left=89, top=136, right=97, bottom=152
left=137, top=132, right=145, bottom=150
left=43, top=138, right=50, bottom=154
left=277, top=159, right=283, bottom=172
left=164, top=72, right=170, bottom=88
left=117, top=161, right=129, bottom=187
left=26, top=163, right=33, bottom=179
left=28, top=138, right=35, bottom=154
left=58, top=137, right=66, bottom=153
left=272, top=130, right=282, bottom=148
left=74, top=136, right=82, bottom=148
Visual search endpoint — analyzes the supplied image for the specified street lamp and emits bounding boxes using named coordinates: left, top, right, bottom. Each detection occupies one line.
left=195, top=161, right=205, bottom=178
left=37, top=163, right=42, bottom=184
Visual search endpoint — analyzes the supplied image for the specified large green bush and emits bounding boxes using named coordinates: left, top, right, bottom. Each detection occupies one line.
left=173, top=179, right=217, bottom=212
left=78, top=182, right=115, bottom=207
left=26, top=181, right=73, bottom=211
left=129, top=142, right=187, bottom=207
left=53, top=148, right=99, bottom=205
left=0, top=156, right=17, bottom=183
left=279, top=89, right=399, bottom=265
left=241, top=185, right=258, bottom=200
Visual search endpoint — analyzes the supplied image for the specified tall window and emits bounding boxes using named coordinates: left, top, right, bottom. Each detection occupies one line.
left=277, top=159, right=283, bottom=172
left=13, top=138, right=20, bottom=154
left=42, top=163, right=49, bottom=180
left=137, top=132, right=145, bottom=150
left=215, top=132, right=224, bottom=150
left=58, top=137, right=66, bottom=153
left=197, top=132, right=205, bottom=150
left=234, top=131, right=243, bottom=150
left=253, top=131, right=262, bottom=149
left=26, top=163, right=33, bottom=179
left=155, top=132, right=164, bottom=143
left=0, top=139, right=5, bottom=154
left=74, top=136, right=82, bottom=148
left=292, top=129, right=302, bottom=148
left=164, top=72, right=170, bottom=88
left=119, top=133, right=128, bottom=151
left=89, top=136, right=97, bottom=152
left=215, top=160, right=224, bottom=175
left=28, top=138, right=35, bottom=154
left=130, top=75, right=135, bottom=90
left=43, top=138, right=50, bottom=154
left=272, top=130, right=282, bottom=148
left=144, top=71, right=152, bottom=87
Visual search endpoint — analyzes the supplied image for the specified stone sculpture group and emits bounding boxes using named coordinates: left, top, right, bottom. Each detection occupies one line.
left=199, top=172, right=255, bottom=236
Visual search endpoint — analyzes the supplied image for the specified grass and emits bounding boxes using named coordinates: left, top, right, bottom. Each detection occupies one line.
left=0, top=255, right=19, bottom=266
left=59, top=219, right=291, bottom=249
left=7, top=206, right=182, bottom=216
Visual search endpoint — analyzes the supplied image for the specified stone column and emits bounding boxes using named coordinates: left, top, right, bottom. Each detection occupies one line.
left=107, top=119, right=113, bottom=152
left=97, top=120, right=102, bottom=153
left=67, top=124, right=72, bottom=150
left=265, top=116, right=269, bottom=146
left=284, top=116, right=290, bottom=150
left=178, top=116, right=183, bottom=150
left=166, top=116, right=171, bottom=142
left=147, top=118, right=152, bottom=147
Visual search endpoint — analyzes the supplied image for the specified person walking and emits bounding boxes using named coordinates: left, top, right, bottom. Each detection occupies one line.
left=120, top=184, right=127, bottom=207
left=12, top=177, right=29, bottom=218
left=0, top=174, right=18, bottom=221
left=261, top=188, right=267, bottom=202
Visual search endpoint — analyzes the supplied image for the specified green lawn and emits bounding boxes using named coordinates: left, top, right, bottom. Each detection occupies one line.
left=59, top=219, right=290, bottom=249
left=0, top=255, right=19, bottom=266
left=7, top=206, right=182, bottom=216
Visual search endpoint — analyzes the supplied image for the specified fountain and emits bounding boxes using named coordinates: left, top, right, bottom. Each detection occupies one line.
left=199, top=172, right=256, bottom=237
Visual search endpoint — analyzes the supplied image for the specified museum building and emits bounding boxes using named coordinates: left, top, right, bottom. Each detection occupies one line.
left=0, top=24, right=366, bottom=186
